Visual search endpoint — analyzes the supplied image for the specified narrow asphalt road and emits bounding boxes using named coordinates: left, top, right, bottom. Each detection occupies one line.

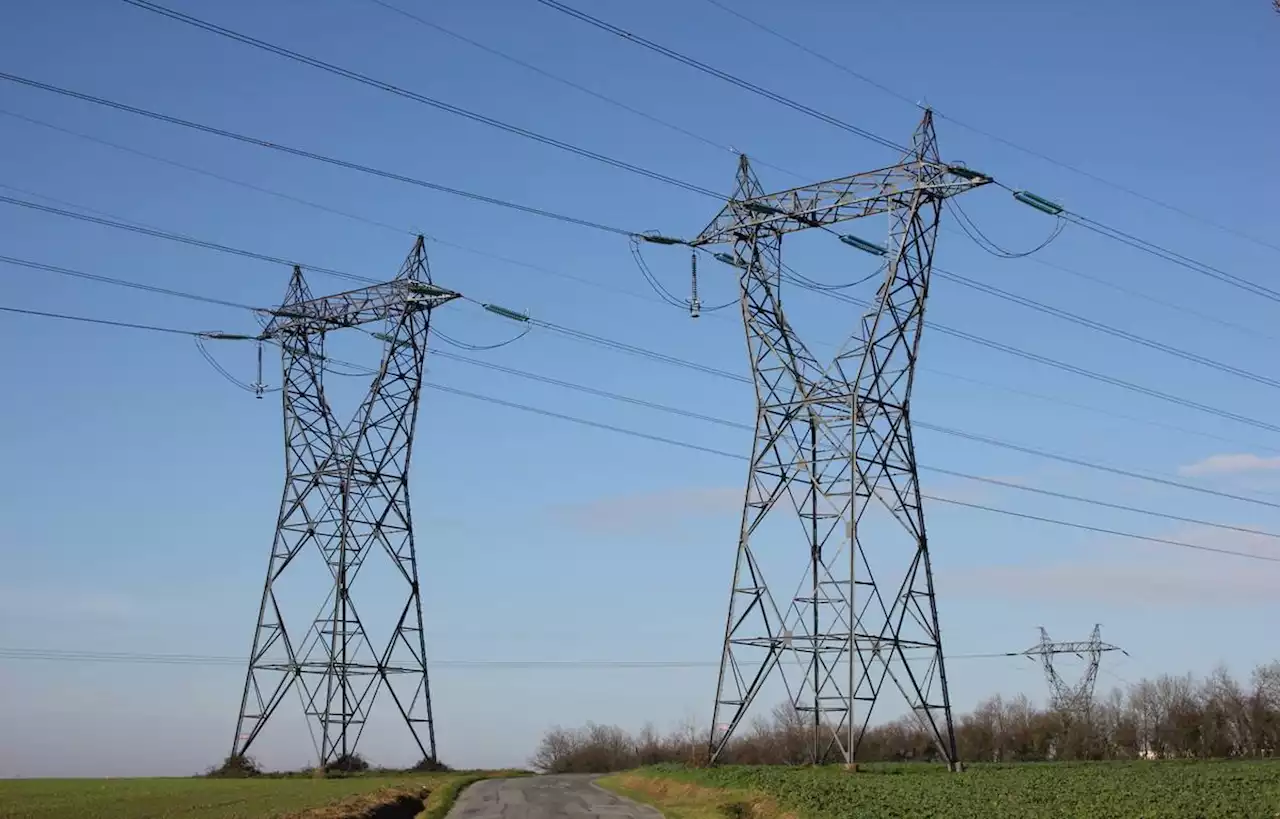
left=446, top=775, right=664, bottom=819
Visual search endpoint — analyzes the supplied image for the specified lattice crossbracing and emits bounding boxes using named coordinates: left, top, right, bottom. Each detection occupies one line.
left=231, top=237, right=458, bottom=766
left=699, top=111, right=990, bottom=768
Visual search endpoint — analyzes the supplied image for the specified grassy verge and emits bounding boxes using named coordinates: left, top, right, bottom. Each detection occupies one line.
left=597, top=773, right=791, bottom=819
left=603, top=760, right=1280, bottom=819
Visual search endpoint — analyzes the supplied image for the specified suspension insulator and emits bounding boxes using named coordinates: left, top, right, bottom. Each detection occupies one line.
left=839, top=234, right=889, bottom=256
left=483, top=303, right=529, bottom=322
left=406, top=281, right=451, bottom=296
left=639, top=234, right=685, bottom=245
left=1013, top=190, right=1064, bottom=216
left=947, top=164, right=990, bottom=182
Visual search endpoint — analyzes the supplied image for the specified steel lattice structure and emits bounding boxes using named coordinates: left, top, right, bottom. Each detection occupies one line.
left=231, top=236, right=458, bottom=766
left=694, top=111, right=990, bottom=767
left=1024, top=625, right=1125, bottom=717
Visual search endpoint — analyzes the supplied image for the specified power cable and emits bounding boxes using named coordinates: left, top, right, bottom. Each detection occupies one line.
left=694, top=0, right=1280, bottom=258
left=0, top=646, right=1014, bottom=668
left=947, top=199, right=1066, bottom=259
left=1021, top=252, right=1278, bottom=345
left=358, top=0, right=807, bottom=183
left=195, top=334, right=275, bottom=393
left=0, top=191, right=376, bottom=285
left=424, top=381, right=743, bottom=460
left=0, top=107, right=415, bottom=239
left=913, top=422, right=1280, bottom=511
left=933, top=267, right=1280, bottom=391
left=0, top=107, right=687, bottom=316
left=628, top=235, right=689, bottom=309
left=0, top=72, right=639, bottom=238
left=530, top=0, right=910, bottom=155
left=0, top=304, right=226, bottom=337
left=11, top=69, right=1271, bottom=373
left=428, top=325, right=530, bottom=352
left=420, top=380, right=1280, bottom=564
left=926, top=495, right=1280, bottom=563
left=431, top=348, right=1280, bottom=530
left=11, top=175, right=1280, bottom=442
left=8, top=253, right=1278, bottom=531
left=1063, top=213, right=1280, bottom=303
left=780, top=266, right=1280, bottom=436
left=116, top=0, right=724, bottom=200
left=0, top=253, right=257, bottom=311
left=534, top=0, right=1280, bottom=304
left=17, top=99, right=1267, bottom=437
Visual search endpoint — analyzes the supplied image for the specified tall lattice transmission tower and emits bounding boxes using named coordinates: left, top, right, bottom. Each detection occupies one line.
left=230, top=236, right=457, bottom=767
left=691, top=110, right=991, bottom=768
left=1024, top=625, right=1125, bottom=717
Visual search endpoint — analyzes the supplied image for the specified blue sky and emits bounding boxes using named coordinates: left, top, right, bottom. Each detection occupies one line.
left=1, top=0, right=1278, bottom=776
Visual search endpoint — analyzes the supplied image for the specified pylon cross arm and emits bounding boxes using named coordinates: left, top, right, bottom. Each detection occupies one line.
left=692, top=163, right=989, bottom=246
left=259, top=279, right=459, bottom=338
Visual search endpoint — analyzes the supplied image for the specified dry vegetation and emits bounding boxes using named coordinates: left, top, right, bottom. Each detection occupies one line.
left=534, top=660, right=1280, bottom=771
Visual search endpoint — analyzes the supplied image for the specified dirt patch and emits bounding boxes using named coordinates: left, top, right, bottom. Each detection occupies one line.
left=283, top=786, right=429, bottom=819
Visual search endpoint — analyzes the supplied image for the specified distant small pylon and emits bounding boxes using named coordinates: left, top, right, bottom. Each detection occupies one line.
left=1023, top=625, right=1126, bottom=716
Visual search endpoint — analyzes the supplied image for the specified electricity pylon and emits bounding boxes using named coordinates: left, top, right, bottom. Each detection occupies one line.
left=231, top=236, right=458, bottom=767
left=1024, top=625, right=1125, bottom=717
left=693, top=111, right=991, bottom=767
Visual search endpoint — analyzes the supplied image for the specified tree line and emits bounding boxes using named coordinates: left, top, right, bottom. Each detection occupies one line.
left=531, top=660, right=1280, bottom=772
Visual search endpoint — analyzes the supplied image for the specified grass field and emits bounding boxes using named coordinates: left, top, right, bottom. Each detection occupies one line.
left=0, top=771, right=516, bottom=819
left=601, top=760, right=1280, bottom=819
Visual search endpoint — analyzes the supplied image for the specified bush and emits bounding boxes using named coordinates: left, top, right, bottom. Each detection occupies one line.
left=205, top=754, right=261, bottom=778
left=322, top=752, right=370, bottom=775
left=407, top=756, right=453, bottom=772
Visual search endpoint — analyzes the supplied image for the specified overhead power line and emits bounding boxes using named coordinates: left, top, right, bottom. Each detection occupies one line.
left=695, top=0, right=1280, bottom=257
left=0, top=72, right=638, bottom=238
left=10, top=70, right=1275, bottom=403
left=0, top=646, right=1016, bottom=668
left=359, top=0, right=805, bottom=183
left=7, top=253, right=1278, bottom=542
left=793, top=269, right=1280, bottom=436
left=0, top=192, right=375, bottom=284
left=421, top=380, right=1280, bottom=564
left=12, top=170, right=1280, bottom=444
left=10, top=103, right=1276, bottom=450
left=15, top=106, right=1277, bottom=455
left=0, top=253, right=257, bottom=311
left=0, top=304, right=224, bottom=336
left=0, top=107, right=416, bottom=240
left=534, top=0, right=1280, bottom=304
left=530, top=0, right=909, bottom=154
left=934, top=267, right=1280, bottom=390
left=116, top=0, right=724, bottom=200
left=432, top=349, right=1280, bottom=535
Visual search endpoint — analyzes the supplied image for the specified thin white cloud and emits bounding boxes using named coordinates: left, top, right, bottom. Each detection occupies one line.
left=1177, top=453, right=1280, bottom=477
left=551, top=486, right=743, bottom=534
left=0, top=588, right=140, bottom=620
left=948, top=524, right=1280, bottom=607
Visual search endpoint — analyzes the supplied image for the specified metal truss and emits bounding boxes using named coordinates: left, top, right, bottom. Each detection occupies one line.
left=231, top=236, right=458, bottom=766
left=1024, top=625, right=1125, bottom=717
left=699, top=111, right=990, bottom=768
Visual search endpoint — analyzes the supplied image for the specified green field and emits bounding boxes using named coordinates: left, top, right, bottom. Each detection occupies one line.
left=0, top=771, right=506, bottom=819
left=603, top=760, right=1280, bottom=819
